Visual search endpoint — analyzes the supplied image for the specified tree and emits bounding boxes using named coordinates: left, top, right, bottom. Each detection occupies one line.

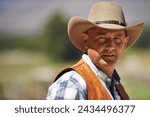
left=43, top=12, right=82, bottom=61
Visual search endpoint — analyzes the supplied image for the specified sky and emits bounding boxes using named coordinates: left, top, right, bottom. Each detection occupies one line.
left=0, top=0, right=149, bottom=35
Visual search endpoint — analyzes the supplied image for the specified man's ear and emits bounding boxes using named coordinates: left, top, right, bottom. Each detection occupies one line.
left=81, top=33, right=89, bottom=50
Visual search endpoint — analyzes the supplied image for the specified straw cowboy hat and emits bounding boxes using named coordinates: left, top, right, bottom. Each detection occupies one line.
left=68, top=2, right=144, bottom=52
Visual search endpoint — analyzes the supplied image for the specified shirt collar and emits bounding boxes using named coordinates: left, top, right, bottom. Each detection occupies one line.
left=82, top=54, right=111, bottom=82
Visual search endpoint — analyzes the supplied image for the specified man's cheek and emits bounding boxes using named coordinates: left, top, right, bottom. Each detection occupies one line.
left=87, top=49, right=101, bottom=62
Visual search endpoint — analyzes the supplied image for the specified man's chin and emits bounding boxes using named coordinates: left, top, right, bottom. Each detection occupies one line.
left=98, top=59, right=117, bottom=67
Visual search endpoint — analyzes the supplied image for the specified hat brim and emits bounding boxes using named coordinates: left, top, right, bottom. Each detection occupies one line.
left=68, top=16, right=144, bottom=52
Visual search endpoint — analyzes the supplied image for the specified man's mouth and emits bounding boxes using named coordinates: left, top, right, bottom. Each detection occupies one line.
left=100, top=53, right=117, bottom=63
left=101, top=54, right=116, bottom=59
left=101, top=54, right=115, bottom=57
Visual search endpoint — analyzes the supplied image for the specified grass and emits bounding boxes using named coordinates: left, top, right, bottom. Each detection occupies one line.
left=122, top=79, right=150, bottom=100
left=0, top=49, right=150, bottom=99
left=120, top=48, right=150, bottom=99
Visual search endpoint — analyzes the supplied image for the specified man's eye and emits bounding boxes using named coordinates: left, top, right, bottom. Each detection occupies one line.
left=114, top=38, right=122, bottom=44
left=98, top=37, right=106, bottom=43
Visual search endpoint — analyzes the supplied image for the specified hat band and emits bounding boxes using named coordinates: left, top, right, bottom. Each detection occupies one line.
left=93, top=20, right=126, bottom=27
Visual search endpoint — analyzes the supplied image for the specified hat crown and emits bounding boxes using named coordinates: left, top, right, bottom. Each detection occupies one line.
left=88, top=2, right=126, bottom=25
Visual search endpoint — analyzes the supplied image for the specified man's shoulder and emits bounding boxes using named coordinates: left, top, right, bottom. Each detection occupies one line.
left=56, top=70, right=82, bottom=82
left=54, top=69, right=86, bottom=87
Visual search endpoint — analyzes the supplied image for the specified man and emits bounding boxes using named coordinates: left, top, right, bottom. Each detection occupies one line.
left=47, top=2, right=144, bottom=100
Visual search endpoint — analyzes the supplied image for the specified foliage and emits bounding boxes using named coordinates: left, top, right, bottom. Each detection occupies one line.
left=0, top=35, right=42, bottom=51
left=43, top=12, right=82, bottom=61
left=0, top=12, right=149, bottom=61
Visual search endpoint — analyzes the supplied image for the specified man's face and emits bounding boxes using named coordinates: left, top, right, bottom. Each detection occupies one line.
left=82, top=27, right=128, bottom=70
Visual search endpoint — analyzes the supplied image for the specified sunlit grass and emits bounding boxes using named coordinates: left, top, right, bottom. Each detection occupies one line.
left=122, top=79, right=150, bottom=100
left=0, top=49, right=149, bottom=99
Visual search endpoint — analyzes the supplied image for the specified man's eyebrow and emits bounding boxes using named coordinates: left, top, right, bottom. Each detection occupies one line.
left=97, top=32, right=106, bottom=35
left=115, top=32, right=126, bottom=37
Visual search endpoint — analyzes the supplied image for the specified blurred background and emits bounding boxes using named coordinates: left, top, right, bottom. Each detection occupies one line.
left=0, top=0, right=149, bottom=100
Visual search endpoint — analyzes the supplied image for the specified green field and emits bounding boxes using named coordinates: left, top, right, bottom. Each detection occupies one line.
left=0, top=50, right=150, bottom=99
left=122, top=79, right=150, bottom=100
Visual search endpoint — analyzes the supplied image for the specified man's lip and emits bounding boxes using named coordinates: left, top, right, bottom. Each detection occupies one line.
left=101, top=55, right=116, bottom=59
left=101, top=54, right=116, bottom=56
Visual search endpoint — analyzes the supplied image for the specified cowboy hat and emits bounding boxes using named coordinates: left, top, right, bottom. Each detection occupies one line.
left=68, top=2, right=144, bottom=52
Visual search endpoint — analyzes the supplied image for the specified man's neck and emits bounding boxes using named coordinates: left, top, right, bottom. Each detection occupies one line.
left=97, top=65, right=115, bottom=77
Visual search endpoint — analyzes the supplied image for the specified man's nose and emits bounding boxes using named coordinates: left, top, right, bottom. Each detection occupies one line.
left=106, top=40, right=115, bottom=50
